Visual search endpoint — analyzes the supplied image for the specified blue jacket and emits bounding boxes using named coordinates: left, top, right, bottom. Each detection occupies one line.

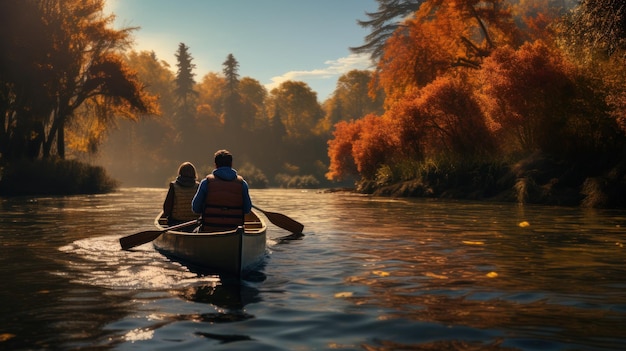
left=192, top=167, right=252, bottom=215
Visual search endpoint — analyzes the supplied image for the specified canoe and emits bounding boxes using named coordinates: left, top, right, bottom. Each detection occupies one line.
left=152, top=210, right=267, bottom=277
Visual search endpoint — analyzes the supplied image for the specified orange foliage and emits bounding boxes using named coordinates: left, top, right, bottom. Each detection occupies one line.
left=480, top=40, right=576, bottom=153
left=372, top=0, right=521, bottom=108
left=326, top=120, right=362, bottom=181
left=372, top=3, right=466, bottom=105
left=511, top=0, right=563, bottom=43
left=386, top=76, right=494, bottom=159
left=351, top=114, right=397, bottom=178
left=326, top=114, right=397, bottom=181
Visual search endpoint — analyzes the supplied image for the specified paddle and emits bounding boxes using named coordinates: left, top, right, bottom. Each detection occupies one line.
left=252, top=205, right=304, bottom=234
left=119, top=219, right=199, bottom=250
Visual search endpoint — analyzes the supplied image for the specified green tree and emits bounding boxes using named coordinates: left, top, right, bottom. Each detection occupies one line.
left=221, top=53, right=245, bottom=132
left=174, top=42, right=197, bottom=115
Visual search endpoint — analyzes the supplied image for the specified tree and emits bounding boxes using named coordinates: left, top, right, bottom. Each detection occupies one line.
left=480, top=40, right=578, bottom=154
left=321, top=70, right=384, bottom=133
left=564, top=0, right=626, bottom=56
left=222, top=53, right=240, bottom=95
left=174, top=42, right=197, bottom=114
left=221, top=54, right=246, bottom=131
left=351, top=0, right=424, bottom=61
left=390, top=76, right=495, bottom=158
left=267, top=81, right=324, bottom=140
left=196, top=72, right=226, bottom=127
left=371, top=0, right=521, bottom=107
left=239, top=77, right=268, bottom=130
left=0, top=0, right=155, bottom=162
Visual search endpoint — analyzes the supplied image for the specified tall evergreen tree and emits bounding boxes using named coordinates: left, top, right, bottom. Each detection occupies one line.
left=174, top=42, right=197, bottom=112
left=222, top=53, right=240, bottom=95
left=173, top=42, right=198, bottom=151
left=221, top=54, right=243, bottom=132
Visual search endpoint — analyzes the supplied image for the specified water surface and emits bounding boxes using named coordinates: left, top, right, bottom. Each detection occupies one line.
left=1, top=188, right=625, bottom=350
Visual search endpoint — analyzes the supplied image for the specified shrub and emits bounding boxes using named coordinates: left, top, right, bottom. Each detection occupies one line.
left=0, top=159, right=118, bottom=196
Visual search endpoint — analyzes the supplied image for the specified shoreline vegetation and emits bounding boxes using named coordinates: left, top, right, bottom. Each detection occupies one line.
left=2, top=153, right=625, bottom=209
left=354, top=153, right=626, bottom=208
left=0, top=159, right=118, bottom=197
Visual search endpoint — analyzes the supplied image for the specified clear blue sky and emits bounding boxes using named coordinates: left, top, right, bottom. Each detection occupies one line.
left=105, top=0, right=379, bottom=101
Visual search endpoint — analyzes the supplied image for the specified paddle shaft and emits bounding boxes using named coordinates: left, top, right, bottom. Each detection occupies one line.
left=252, top=205, right=304, bottom=234
left=119, top=218, right=199, bottom=250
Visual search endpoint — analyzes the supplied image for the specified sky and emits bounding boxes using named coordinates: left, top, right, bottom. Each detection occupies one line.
left=105, top=0, right=380, bottom=101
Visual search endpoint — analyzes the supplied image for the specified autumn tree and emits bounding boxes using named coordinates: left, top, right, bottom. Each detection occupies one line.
left=267, top=81, right=324, bottom=140
left=351, top=0, right=424, bottom=61
left=326, top=120, right=363, bottom=181
left=565, top=0, right=626, bottom=56
left=97, top=51, right=179, bottom=186
left=371, top=0, right=521, bottom=106
left=0, top=0, right=155, bottom=162
left=558, top=0, right=626, bottom=134
left=321, top=70, right=384, bottom=133
left=239, top=77, right=268, bottom=131
left=393, top=76, right=495, bottom=159
left=480, top=40, right=579, bottom=154
left=196, top=72, right=226, bottom=127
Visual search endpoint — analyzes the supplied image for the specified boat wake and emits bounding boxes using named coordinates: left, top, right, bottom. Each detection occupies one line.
left=57, top=235, right=219, bottom=290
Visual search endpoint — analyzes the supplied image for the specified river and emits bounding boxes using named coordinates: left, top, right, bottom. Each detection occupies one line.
left=1, top=188, right=625, bottom=350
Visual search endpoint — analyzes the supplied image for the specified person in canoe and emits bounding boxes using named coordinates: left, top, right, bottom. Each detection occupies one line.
left=162, top=161, right=200, bottom=226
left=192, top=149, right=252, bottom=232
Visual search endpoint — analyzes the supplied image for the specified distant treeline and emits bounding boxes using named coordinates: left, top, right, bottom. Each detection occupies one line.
left=2, top=0, right=626, bottom=207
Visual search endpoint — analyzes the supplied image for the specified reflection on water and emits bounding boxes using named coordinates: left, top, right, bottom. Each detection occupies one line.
left=1, top=188, right=625, bottom=350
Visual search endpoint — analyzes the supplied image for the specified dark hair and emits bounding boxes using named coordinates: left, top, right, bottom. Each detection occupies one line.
left=214, top=149, right=233, bottom=168
left=178, top=161, right=196, bottom=179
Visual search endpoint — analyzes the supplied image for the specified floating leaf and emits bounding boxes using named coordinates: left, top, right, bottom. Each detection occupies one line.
left=486, top=272, right=498, bottom=278
left=462, top=240, right=484, bottom=245
left=334, top=292, right=353, bottom=298
left=372, top=270, right=390, bottom=277
left=425, top=272, right=448, bottom=279
left=518, top=221, right=530, bottom=227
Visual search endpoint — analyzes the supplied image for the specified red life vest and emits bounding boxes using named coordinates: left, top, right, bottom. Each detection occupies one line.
left=201, top=174, right=244, bottom=232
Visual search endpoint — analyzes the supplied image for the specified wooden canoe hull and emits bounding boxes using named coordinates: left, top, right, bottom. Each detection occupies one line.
left=153, top=211, right=267, bottom=277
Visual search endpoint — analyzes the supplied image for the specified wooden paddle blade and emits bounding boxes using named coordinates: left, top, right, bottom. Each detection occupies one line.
left=119, top=230, right=163, bottom=250
left=261, top=210, right=304, bottom=233
left=119, top=219, right=199, bottom=250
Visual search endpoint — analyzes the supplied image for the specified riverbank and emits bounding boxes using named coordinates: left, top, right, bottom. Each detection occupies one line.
left=0, top=159, right=118, bottom=196
left=354, top=153, right=626, bottom=209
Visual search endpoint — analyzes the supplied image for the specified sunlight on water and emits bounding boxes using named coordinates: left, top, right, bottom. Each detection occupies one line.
left=123, top=328, right=154, bottom=342
left=2, top=188, right=626, bottom=350
left=58, top=235, right=220, bottom=290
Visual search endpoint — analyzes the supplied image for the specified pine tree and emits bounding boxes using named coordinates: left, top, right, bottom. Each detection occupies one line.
left=174, top=42, right=197, bottom=112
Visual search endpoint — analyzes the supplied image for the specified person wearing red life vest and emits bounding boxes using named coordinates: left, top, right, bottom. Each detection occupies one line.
left=192, top=149, right=252, bottom=232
